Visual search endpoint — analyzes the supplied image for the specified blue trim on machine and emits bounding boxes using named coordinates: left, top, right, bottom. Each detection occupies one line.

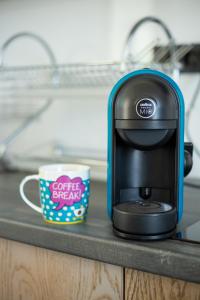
left=107, top=69, right=184, bottom=221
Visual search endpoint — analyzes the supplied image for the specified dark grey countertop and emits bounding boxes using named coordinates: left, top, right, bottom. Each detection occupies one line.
left=0, top=171, right=200, bottom=283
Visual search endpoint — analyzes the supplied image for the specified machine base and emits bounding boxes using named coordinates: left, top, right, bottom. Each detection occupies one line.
left=113, top=226, right=176, bottom=241
left=112, top=201, right=177, bottom=240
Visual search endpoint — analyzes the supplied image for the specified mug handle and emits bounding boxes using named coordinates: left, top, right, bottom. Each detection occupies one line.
left=19, top=175, right=42, bottom=213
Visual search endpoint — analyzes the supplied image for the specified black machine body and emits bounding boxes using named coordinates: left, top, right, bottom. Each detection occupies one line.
left=107, top=69, right=193, bottom=240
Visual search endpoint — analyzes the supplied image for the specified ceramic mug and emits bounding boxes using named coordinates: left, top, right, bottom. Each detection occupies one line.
left=19, top=164, right=90, bottom=224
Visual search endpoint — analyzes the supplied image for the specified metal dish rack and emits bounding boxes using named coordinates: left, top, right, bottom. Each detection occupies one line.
left=0, top=17, right=186, bottom=93
left=0, top=16, right=194, bottom=180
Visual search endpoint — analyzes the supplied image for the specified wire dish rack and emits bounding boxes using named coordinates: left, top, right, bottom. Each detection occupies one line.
left=0, top=16, right=196, bottom=179
left=0, top=16, right=187, bottom=94
left=0, top=62, right=177, bottom=91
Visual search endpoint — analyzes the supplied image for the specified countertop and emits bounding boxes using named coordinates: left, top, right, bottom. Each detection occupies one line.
left=0, top=171, right=200, bottom=283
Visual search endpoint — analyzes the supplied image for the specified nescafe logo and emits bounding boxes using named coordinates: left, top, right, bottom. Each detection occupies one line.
left=136, top=98, right=156, bottom=118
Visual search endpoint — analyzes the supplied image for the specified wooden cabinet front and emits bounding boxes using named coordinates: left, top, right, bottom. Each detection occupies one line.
left=0, top=238, right=200, bottom=300
left=125, top=269, right=200, bottom=300
left=0, top=238, right=123, bottom=300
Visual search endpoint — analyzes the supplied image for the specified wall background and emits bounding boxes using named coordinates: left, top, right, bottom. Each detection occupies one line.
left=0, top=0, right=199, bottom=178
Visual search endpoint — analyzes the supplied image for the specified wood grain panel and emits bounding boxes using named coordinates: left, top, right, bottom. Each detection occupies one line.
left=0, top=238, right=123, bottom=300
left=125, top=268, right=200, bottom=300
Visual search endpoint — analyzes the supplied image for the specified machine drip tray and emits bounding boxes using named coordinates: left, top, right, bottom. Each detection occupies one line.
left=113, top=201, right=177, bottom=240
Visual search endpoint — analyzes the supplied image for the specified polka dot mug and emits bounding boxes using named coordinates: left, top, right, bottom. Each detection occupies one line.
left=19, top=164, right=90, bottom=224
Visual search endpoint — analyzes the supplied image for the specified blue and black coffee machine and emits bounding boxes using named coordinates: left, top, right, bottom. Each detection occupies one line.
left=107, top=69, right=193, bottom=240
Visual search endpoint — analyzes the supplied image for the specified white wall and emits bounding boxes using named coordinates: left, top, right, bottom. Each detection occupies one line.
left=0, top=0, right=113, bottom=160
left=0, top=0, right=200, bottom=178
left=0, top=0, right=113, bottom=64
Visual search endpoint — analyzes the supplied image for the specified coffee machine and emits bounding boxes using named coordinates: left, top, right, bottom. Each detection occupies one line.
left=107, top=69, right=193, bottom=240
